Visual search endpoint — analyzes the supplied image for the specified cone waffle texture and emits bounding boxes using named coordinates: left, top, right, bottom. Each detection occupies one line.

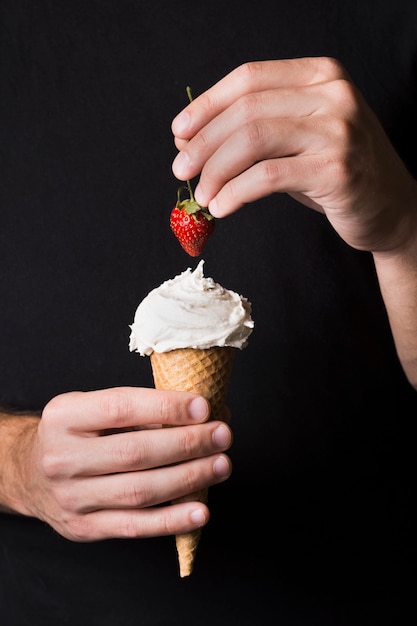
left=150, top=346, right=235, bottom=577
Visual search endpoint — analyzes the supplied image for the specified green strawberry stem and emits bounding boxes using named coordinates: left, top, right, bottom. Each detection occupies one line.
left=175, top=86, right=214, bottom=221
left=185, top=87, right=195, bottom=203
left=186, top=179, right=195, bottom=202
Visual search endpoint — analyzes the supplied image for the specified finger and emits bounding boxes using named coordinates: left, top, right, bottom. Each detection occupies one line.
left=60, top=452, right=232, bottom=513
left=43, top=387, right=210, bottom=433
left=61, top=500, right=211, bottom=541
left=193, top=114, right=331, bottom=211
left=207, top=148, right=340, bottom=218
left=60, top=420, right=233, bottom=476
left=171, top=57, right=348, bottom=140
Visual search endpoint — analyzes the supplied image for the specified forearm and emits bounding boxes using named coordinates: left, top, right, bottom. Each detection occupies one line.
left=0, top=411, right=40, bottom=515
left=373, top=236, right=417, bottom=390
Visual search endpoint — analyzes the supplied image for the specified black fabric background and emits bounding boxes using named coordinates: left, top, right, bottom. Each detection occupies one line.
left=0, top=0, right=416, bottom=624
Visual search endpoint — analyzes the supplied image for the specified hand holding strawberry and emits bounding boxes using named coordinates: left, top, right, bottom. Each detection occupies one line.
left=170, top=181, right=215, bottom=257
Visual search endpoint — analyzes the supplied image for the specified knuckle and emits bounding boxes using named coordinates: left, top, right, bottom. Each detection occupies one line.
left=119, top=512, right=172, bottom=539
left=40, top=401, right=57, bottom=426
left=328, top=114, right=351, bottom=144
left=258, top=158, right=281, bottom=186
left=326, top=154, right=353, bottom=187
left=53, top=486, right=77, bottom=512
left=178, top=464, right=200, bottom=495
left=314, top=107, right=357, bottom=157
left=219, top=178, right=241, bottom=206
left=235, top=60, right=265, bottom=88
left=121, top=516, right=142, bottom=539
left=41, top=392, right=76, bottom=425
left=155, top=393, right=178, bottom=423
left=198, top=90, right=220, bottom=117
left=40, top=449, right=70, bottom=479
left=176, top=426, right=199, bottom=457
left=315, top=56, right=345, bottom=81
left=122, top=479, right=150, bottom=508
left=64, top=514, right=95, bottom=542
left=235, top=92, right=262, bottom=123
left=99, top=389, right=134, bottom=427
left=240, top=120, right=268, bottom=150
left=326, top=78, right=358, bottom=113
left=154, top=509, right=174, bottom=535
left=199, top=160, right=221, bottom=190
left=114, top=436, right=146, bottom=468
left=192, top=128, right=211, bottom=155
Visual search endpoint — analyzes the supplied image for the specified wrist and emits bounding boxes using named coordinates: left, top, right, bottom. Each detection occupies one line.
left=0, top=412, right=41, bottom=516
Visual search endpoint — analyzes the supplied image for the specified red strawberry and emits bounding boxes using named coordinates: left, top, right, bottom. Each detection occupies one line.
left=170, top=183, right=215, bottom=257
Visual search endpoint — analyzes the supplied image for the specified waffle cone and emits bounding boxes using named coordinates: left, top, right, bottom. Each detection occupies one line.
left=150, top=346, right=235, bottom=577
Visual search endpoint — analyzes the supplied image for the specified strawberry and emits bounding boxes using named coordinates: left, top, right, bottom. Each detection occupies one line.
left=170, top=182, right=215, bottom=257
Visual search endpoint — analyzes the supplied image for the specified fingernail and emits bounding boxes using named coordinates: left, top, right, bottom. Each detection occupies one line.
left=190, top=508, right=206, bottom=526
left=213, top=455, right=231, bottom=479
left=172, top=151, right=190, bottom=178
left=173, top=111, right=190, bottom=134
left=189, top=396, right=209, bottom=421
left=213, top=423, right=232, bottom=449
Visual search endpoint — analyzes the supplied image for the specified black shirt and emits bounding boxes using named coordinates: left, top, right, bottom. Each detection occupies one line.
left=1, top=1, right=416, bottom=624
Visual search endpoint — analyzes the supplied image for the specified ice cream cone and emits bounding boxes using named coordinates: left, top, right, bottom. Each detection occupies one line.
left=129, top=260, right=254, bottom=576
left=150, top=346, right=235, bottom=577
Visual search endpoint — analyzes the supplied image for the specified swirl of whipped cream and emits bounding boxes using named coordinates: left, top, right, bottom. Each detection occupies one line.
left=129, top=260, right=254, bottom=356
